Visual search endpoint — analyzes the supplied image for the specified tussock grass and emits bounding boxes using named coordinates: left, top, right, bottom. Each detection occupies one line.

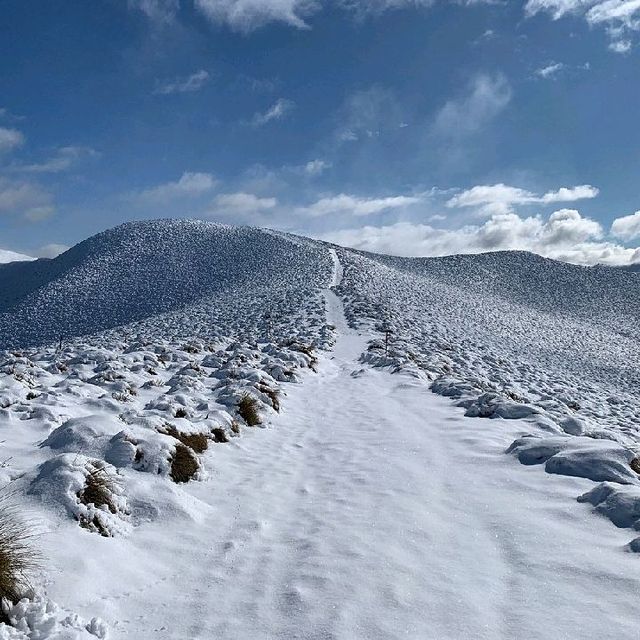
left=161, top=425, right=209, bottom=454
left=169, top=444, right=199, bottom=483
left=238, top=394, right=261, bottom=426
left=174, top=407, right=188, bottom=419
left=0, top=493, right=39, bottom=606
left=631, top=458, right=640, bottom=474
left=211, top=427, right=229, bottom=443
left=77, top=465, right=119, bottom=537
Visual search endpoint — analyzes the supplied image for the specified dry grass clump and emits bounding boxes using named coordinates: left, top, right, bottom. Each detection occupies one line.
left=230, top=420, right=240, bottom=435
left=169, top=444, right=199, bottom=483
left=211, top=427, right=229, bottom=443
left=77, top=465, right=119, bottom=537
left=0, top=494, right=39, bottom=606
left=174, top=407, right=189, bottom=419
left=161, top=425, right=209, bottom=454
left=238, top=394, right=261, bottom=426
left=631, top=458, right=640, bottom=474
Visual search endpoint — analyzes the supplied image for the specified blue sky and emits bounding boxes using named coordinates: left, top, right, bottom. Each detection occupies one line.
left=1, top=0, right=640, bottom=264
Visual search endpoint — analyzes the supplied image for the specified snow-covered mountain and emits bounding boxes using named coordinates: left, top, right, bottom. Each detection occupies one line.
left=1, top=219, right=640, bottom=639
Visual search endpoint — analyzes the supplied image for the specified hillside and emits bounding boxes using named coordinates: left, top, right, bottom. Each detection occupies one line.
left=0, top=220, right=332, bottom=349
left=0, top=220, right=639, bottom=638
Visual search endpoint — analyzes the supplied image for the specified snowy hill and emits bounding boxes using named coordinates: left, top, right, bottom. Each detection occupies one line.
left=1, top=220, right=640, bottom=638
left=0, top=220, right=332, bottom=348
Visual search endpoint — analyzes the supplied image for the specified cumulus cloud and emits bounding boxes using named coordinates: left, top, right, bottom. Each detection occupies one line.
left=135, top=172, right=217, bottom=203
left=12, top=146, right=99, bottom=173
left=446, top=182, right=599, bottom=216
left=611, top=210, right=640, bottom=240
left=432, top=74, right=512, bottom=139
left=154, top=70, right=210, bottom=95
left=250, top=99, right=295, bottom=127
left=298, top=193, right=421, bottom=217
left=318, top=208, right=639, bottom=266
left=0, top=177, right=54, bottom=222
left=0, top=127, right=25, bottom=154
left=525, top=0, right=640, bottom=50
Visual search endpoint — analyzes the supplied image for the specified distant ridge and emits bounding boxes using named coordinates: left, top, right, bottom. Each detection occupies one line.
left=1, top=218, right=639, bottom=349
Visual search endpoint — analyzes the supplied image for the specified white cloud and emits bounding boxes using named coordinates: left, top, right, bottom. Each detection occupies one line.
left=541, top=208, right=603, bottom=244
left=611, top=210, right=640, bottom=240
left=0, top=127, right=25, bottom=154
left=609, top=38, right=632, bottom=52
left=12, top=146, right=99, bottom=173
left=535, top=62, right=565, bottom=78
left=250, top=99, right=295, bottom=127
left=447, top=182, right=599, bottom=216
left=525, top=0, right=640, bottom=49
left=154, top=70, right=210, bottom=95
left=432, top=74, right=512, bottom=139
left=135, top=172, right=217, bottom=203
left=298, top=193, right=421, bottom=217
left=195, top=0, right=317, bottom=31
left=0, top=177, right=54, bottom=221
left=541, top=184, right=600, bottom=202
left=211, top=192, right=277, bottom=214
left=318, top=208, right=638, bottom=266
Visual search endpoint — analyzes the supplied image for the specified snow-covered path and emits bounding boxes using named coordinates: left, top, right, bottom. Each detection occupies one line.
left=49, top=250, right=640, bottom=639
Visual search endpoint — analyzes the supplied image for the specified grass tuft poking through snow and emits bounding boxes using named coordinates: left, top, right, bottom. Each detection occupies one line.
left=0, top=495, right=38, bottom=607
left=161, top=425, right=209, bottom=454
left=238, top=394, right=261, bottom=426
left=169, top=444, right=199, bottom=483
left=77, top=463, right=124, bottom=537
left=211, top=427, right=229, bottom=443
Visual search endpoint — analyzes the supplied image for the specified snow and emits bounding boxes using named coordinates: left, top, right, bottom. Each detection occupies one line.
left=0, top=250, right=33, bottom=265
left=0, top=221, right=639, bottom=637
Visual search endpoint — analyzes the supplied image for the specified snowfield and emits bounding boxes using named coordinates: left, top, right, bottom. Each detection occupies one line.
left=0, top=220, right=639, bottom=638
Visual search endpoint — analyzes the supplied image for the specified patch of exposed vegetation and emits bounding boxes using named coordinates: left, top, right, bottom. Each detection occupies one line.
left=238, top=394, right=261, bottom=426
left=161, top=424, right=209, bottom=454
left=174, top=407, right=188, bottom=419
left=77, top=465, right=119, bottom=537
left=0, top=496, right=39, bottom=607
left=211, top=427, right=229, bottom=443
left=169, top=444, right=199, bottom=483
left=631, top=458, right=640, bottom=474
